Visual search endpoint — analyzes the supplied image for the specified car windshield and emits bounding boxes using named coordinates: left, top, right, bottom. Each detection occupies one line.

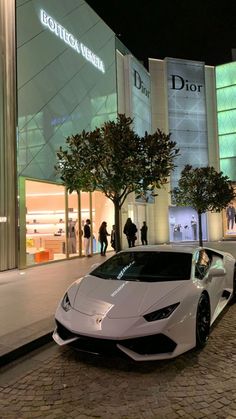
left=91, top=251, right=192, bottom=282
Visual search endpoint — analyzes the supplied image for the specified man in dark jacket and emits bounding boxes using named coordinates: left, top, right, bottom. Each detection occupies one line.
left=83, top=219, right=91, bottom=256
left=123, top=218, right=137, bottom=248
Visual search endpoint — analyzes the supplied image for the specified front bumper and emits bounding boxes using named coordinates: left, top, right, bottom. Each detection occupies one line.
left=53, top=320, right=177, bottom=361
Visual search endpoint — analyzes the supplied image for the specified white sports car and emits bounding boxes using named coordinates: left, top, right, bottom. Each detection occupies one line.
left=53, top=245, right=236, bottom=361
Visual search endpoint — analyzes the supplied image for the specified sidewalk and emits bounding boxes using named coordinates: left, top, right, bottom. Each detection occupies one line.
left=1, top=241, right=236, bottom=367
left=0, top=253, right=113, bottom=366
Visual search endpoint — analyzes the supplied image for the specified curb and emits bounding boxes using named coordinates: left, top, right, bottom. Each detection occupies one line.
left=0, top=332, right=53, bottom=368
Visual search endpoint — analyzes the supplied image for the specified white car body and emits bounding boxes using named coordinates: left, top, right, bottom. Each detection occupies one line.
left=53, top=245, right=236, bottom=361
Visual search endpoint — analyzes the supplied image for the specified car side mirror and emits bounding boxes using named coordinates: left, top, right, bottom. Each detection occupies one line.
left=208, top=266, right=226, bottom=278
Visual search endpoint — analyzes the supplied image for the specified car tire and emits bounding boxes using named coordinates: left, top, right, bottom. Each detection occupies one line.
left=196, top=293, right=211, bottom=349
left=233, top=265, right=236, bottom=299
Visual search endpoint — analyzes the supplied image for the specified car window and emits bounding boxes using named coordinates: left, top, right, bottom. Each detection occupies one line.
left=195, top=249, right=212, bottom=279
left=91, top=251, right=192, bottom=282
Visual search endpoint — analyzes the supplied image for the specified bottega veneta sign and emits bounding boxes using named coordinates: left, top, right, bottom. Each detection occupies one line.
left=40, top=10, right=105, bottom=74
left=171, top=74, right=203, bottom=92
left=134, top=70, right=150, bottom=98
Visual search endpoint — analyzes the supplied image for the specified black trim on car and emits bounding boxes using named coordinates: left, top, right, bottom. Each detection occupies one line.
left=55, top=320, right=177, bottom=356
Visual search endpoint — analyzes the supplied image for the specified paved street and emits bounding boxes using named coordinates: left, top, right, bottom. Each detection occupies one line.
left=1, top=300, right=236, bottom=419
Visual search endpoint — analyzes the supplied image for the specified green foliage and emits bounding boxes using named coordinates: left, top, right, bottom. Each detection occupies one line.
left=56, top=114, right=179, bottom=209
left=172, top=165, right=236, bottom=214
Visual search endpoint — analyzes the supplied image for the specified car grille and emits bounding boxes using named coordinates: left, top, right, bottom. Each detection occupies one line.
left=56, top=320, right=177, bottom=356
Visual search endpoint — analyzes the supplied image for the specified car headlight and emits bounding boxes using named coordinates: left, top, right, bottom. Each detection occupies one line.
left=61, top=292, right=72, bottom=312
left=143, top=302, right=180, bottom=322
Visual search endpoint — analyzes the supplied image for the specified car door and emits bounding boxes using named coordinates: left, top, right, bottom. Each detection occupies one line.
left=195, top=249, right=226, bottom=319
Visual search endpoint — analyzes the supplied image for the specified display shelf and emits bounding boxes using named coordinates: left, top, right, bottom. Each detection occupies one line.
left=26, top=210, right=78, bottom=235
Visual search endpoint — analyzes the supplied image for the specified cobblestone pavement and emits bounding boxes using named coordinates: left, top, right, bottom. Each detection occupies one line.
left=1, top=303, right=236, bottom=419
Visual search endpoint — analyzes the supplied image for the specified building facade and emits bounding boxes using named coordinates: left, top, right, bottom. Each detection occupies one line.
left=148, top=57, right=224, bottom=244
left=0, top=0, right=235, bottom=272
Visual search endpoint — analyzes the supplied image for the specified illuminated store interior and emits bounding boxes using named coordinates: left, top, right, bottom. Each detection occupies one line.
left=21, top=179, right=114, bottom=267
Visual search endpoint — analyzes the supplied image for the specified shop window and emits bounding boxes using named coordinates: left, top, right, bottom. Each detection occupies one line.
left=25, top=180, right=66, bottom=265
left=92, top=191, right=114, bottom=254
left=67, top=191, right=79, bottom=258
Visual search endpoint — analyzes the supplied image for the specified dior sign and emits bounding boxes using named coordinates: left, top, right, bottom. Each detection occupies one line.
left=134, top=70, right=150, bottom=98
left=171, top=74, right=203, bottom=92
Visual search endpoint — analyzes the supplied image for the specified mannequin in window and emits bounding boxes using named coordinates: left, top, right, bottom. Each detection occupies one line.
left=191, top=215, right=197, bottom=241
left=226, top=202, right=236, bottom=230
left=68, top=220, right=76, bottom=254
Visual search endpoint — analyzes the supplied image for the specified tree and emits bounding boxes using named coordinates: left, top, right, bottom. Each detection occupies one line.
left=172, top=165, right=236, bottom=246
left=56, top=114, right=179, bottom=251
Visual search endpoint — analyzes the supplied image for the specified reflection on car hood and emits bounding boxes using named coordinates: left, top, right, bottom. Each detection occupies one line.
left=72, top=274, right=187, bottom=319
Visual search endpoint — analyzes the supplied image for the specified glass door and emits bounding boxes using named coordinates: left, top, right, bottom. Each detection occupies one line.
left=24, top=179, right=66, bottom=266
left=67, top=191, right=79, bottom=258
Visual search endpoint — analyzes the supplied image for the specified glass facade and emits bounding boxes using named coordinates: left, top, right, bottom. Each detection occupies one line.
left=16, top=0, right=117, bottom=181
left=16, top=0, right=117, bottom=265
left=216, top=62, right=236, bottom=181
left=166, top=58, right=209, bottom=190
left=23, top=179, right=114, bottom=266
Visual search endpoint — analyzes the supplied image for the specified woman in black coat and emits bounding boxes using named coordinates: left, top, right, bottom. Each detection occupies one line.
left=123, top=218, right=137, bottom=248
left=99, top=221, right=110, bottom=256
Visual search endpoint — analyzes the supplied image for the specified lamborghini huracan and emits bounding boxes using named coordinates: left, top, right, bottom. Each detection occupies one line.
left=53, top=245, right=236, bottom=361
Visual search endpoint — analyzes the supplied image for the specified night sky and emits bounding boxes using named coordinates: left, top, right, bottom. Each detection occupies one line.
left=86, top=0, right=236, bottom=69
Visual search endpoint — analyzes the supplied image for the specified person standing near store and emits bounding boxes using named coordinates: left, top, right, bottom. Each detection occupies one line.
left=83, top=219, right=91, bottom=257
left=140, top=221, right=148, bottom=245
left=123, top=217, right=137, bottom=248
left=98, top=221, right=110, bottom=256
left=110, top=224, right=116, bottom=251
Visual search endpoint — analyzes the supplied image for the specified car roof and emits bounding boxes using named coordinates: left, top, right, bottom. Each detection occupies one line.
left=120, top=245, right=230, bottom=259
left=120, top=244, right=198, bottom=254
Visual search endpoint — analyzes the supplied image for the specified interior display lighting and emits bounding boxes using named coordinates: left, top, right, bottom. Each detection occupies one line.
left=40, top=9, right=105, bottom=74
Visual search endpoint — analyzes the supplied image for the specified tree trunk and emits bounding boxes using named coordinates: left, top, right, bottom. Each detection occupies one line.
left=114, top=201, right=121, bottom=252
left=198, top=211, right=203, bottom=247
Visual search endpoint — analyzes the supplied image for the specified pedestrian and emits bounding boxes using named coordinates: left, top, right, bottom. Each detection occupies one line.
left=123, top=217, right=137, bottom=248
left=98, top=221, right=110, bottom=256
left=110, top=224, right=116, bottom=251
left=83, top=219, right=91, bottom=257
left=140, top=221, right=148, bottom=245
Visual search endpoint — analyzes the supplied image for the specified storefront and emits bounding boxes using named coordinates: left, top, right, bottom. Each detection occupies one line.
left=149, top=57, right=221, bottom=243
left=19, top=178, right=114, bottom=268
left=15, top=1, right=118, bottom=268
left=169, top=207, right=207, bottom=242
left=1, top=0, right=235, bottom=272
left=222, top=186, right=236, bottom=240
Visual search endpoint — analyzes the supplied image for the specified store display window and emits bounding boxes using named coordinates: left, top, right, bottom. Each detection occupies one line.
left=91, top=191, right=114, bottom=254
left=169, top=207, right=207, bottom=242
left=223, top=187, right=236, bottom=239
left=22, top=179, right=115, bottom=266
left=25, top=180, right=67, bottom=265
left=67, top=192, right=79, bottom=258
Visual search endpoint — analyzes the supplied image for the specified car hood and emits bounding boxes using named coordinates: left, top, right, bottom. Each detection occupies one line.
left=72, top=275, right=187, bottom=319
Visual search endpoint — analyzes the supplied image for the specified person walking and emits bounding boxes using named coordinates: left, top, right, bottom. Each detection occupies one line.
left=123, top=217, right=137, bottom=248
left=140, top=221, right=148, bottom=245
left=98, top=221, right=110, bottom=256
left=83, top=219, right=91, bottom=257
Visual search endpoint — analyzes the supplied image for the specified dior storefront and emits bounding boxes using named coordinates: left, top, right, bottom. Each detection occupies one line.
left=149, top=57, right=222, bottom=243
